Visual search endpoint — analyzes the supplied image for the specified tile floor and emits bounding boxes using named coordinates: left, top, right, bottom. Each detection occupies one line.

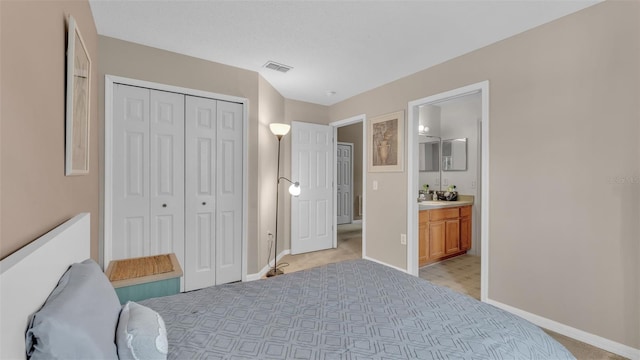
left=419, top=254, right=481, bottom=299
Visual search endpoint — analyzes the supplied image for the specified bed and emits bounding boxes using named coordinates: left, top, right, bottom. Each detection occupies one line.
left=0, top=213, right=574, bottom=359
left=141, top=259, right=574, bottom=359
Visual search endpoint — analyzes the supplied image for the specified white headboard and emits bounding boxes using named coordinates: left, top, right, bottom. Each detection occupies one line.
left=0, top=213, right=91, bottom=360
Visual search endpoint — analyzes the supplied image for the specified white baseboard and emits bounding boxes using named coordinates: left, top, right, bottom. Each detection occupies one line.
left=246, top=249, right=291, bottom=281
left=363, top=255, right=409, bottom=274
left=485, top=298, right=640, bottom=360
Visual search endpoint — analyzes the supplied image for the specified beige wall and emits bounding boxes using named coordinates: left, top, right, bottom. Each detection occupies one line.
left=330, top=1, right=639, bottom=348
left=0, top=0, right=100, bottom=260
left=258, top=76, right=285, bottom=267
left=337, top=123, right=363, bottom=220
left=97, top=36, right=265, bottom=272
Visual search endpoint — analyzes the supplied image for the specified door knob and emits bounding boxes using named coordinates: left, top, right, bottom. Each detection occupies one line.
left=162, top=204, right=167, bottom=208
left=202, top=202, right=206, bottom=206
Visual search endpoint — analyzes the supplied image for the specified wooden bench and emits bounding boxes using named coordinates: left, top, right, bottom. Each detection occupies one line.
left=105, top=253, right=183, bottom=304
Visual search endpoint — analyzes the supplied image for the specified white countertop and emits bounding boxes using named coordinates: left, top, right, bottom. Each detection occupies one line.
left=418, top=195, right=474, bottom=210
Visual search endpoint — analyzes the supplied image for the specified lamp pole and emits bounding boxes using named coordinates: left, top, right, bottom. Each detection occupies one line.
left=267, top=133, right=285, bottom=277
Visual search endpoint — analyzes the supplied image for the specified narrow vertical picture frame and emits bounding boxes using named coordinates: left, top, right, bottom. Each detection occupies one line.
left=368, top=110, right=405, bottom=172
left=65, top=15, right=91, bottom=176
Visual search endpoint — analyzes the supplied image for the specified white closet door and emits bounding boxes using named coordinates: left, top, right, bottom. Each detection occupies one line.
left=112, top=85, right=185, bottom=263
left=184, top=96, right=217, bottom=291
left=149, top=90, right=185, bottom=269
left=112, top=84, right=150, bottom=259
left=215, top=101, right=243, bottom=284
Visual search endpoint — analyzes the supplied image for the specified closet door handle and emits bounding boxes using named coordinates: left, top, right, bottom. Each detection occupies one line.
left=162, top=204, right=167, bottom=208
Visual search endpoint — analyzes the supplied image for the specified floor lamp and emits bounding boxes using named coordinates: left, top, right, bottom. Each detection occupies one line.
left=266, top=123, right=301, bottom=277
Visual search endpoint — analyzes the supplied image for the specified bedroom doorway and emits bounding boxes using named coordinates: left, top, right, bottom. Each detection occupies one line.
left=277, top=115, right=365, bottom=274
left=331, top=115, right=365, bottom=259
left=407, top=81, right=489, bottom=301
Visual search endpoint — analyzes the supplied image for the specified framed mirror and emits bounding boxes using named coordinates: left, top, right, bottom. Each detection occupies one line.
left=442, top=138, right=467, bottom=171
left=419, top=141, right=439, bottom=172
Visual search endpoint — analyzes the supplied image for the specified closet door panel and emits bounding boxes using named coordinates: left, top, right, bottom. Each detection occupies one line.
left=149, top=90, right=185, bottom=269
left=185, top=96, right=217, bottom=291
left=216, top=101, right=243, bottom=284
left=113, top=84, right=150, bottom=260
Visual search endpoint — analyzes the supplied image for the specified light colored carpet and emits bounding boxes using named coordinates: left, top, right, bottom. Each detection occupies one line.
left=275, top=230, right=626, bottom=360
left=277, top=222, right=362, bottom=274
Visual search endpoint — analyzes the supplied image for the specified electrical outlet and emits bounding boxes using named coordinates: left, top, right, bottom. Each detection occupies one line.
left=373, top=180, right=378, bottom=190
left=443, top=178, right=449, bottom=186
left=267, top=231, right=273, bottom=241
left=471, top=181, right=477, bottom=189
left=400, top=234, right=406, bottom=245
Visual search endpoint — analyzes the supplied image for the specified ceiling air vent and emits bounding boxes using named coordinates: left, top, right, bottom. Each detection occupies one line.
left=264, top=61, right=292, bottom=73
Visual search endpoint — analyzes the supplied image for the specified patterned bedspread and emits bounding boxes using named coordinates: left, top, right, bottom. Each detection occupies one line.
left=141, top=259, right=574, bottom=359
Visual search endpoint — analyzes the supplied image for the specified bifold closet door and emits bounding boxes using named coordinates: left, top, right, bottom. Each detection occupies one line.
left=185, top=97, right=243, bottom=291
left=215, top=100, right=243, bottom=285
left=112, top=84, right=185, bottom=266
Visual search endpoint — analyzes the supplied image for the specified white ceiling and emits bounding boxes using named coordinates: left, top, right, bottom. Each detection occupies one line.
left=89, top=0, right=600, bottom=106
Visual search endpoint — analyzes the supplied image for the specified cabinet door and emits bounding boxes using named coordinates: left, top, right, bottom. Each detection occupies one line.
left=445, top=219, right=460, bottom=254
left=419, top=220, right=429, bottom=267
left=460, top=215, right=471, bottom=251
left=428, top=221, right=446, bottom=259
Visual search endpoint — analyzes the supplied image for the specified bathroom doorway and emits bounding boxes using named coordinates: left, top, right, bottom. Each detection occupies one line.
left=407, top=81, right=489, bottom=301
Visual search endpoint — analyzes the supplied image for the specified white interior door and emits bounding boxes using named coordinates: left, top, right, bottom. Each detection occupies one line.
left=185, top=96, right=217, bottom=291
left=149, top=90, right=185, bottom=268
left=336, top=143, right=353, bottom=225
left=291, top=121, right=334, bottom=254
left=184, top=97, right=243, bottom=290
left=112, top=85, right=184, bottom=264
left=113, top=84, right=150, bottom=259
left=215, top=101, right=243, bottom=284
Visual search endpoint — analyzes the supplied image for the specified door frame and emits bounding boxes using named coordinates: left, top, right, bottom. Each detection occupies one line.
left=103, top=75, right=249, bottom=283
left=336, top=142, right=354, bottom=225
left=329, top=115, right=366, bottom=254
left=407, top=81, right=489, bottom=301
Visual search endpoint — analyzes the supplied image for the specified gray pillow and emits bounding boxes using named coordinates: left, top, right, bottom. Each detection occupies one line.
left=116, top=301, right=168, bottom=360
left=26, top=259, right=121, bottom=359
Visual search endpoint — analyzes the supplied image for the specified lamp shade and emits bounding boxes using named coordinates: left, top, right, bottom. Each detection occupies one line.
left=288, top=182, right=301, bottom=196
left=269, top=123, right=291, bottom=137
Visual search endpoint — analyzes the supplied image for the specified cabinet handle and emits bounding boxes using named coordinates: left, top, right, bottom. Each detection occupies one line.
left=202, top=202, right=206, bottom=206
left=162, top=204, right=167, bottom=208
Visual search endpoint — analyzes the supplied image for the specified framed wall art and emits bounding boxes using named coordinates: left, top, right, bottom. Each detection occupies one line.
left=368, top=110, right=405, bottom=172
left=65, top=15, right=91, bottom=176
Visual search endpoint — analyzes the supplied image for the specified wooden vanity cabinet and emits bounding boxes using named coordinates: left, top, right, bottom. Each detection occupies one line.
left=419, top=205, right=472, bottom=267
left=460, top=205, right=472, bottom=251
left=418, top=211, right=430, bottom=265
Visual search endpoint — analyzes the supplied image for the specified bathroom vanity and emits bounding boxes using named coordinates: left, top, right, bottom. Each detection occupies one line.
left=418, top=200, right=472, bottom=267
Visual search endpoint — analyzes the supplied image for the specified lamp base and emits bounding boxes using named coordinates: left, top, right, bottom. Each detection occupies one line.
left=265, top=268, right=284, bottom=277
